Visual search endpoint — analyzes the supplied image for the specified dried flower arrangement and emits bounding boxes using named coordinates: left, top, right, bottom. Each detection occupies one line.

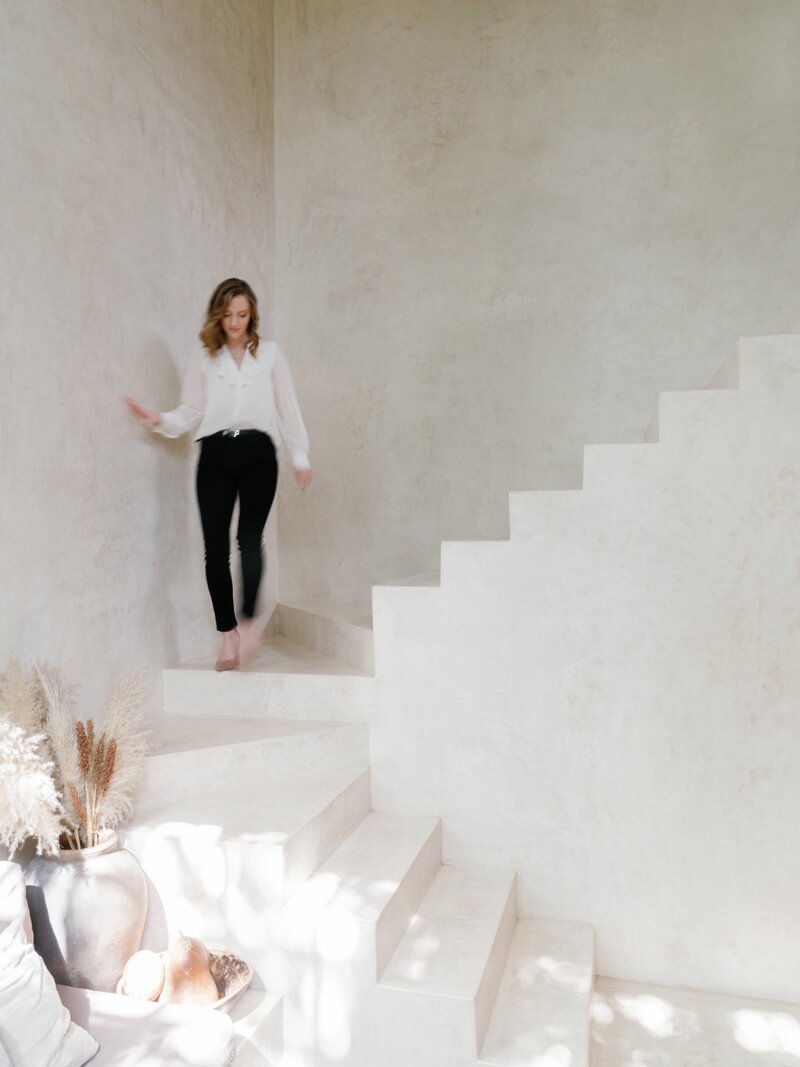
left=0, top=660, right=150, bottom=855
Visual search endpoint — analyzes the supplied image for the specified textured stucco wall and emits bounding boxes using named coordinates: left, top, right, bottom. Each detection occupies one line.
left=0, top=0, right=274, bottom=709
left=275, top=0, right=800, bottom=601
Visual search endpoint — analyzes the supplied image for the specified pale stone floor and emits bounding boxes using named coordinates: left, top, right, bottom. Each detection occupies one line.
left=591, top=977, right=800, bottom=1066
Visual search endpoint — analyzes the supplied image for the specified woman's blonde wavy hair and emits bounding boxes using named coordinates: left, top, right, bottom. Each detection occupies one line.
left=199, top=278, right=260, bottom=357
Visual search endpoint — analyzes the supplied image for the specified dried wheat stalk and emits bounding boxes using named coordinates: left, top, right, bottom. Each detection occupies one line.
left=31, top=663, right=151, bottom=850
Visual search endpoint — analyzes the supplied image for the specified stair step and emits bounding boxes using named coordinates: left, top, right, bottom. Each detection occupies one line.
left=130, top=767, right=370, bottom=893
left=162, top=635, right=374, bottom=720
left=479, top=918, right=594, bottom=1067
left=284, top=811, right=442, bottom=979
left=122, top=768, right=371, bottom=986
left=590, top=976, right=800, bottom=1066
left=278, top=600, right=375, bottom=673
left=139, top=715, right=369, bottom=804
left=175, top=634, right=370, bottom=676
left=381, top=865, right=517, bottom=1052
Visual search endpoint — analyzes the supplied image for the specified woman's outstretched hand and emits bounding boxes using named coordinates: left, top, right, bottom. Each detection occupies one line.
left=295, top=468, right=312, bottom=491
left=125, top=396, right=160, bottom=428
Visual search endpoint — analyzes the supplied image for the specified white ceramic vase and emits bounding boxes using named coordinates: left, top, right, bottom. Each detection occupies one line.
left=24, top=830, right=148, bottom=992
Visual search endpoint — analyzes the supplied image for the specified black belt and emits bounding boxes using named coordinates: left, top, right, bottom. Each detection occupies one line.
left=207, top=429, right=266, bottom=439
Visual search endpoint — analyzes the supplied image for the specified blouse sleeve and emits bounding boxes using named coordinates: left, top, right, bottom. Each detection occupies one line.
left=272, top=343, right=310, bottom=470
left=154, top=356, right=204, bottom=439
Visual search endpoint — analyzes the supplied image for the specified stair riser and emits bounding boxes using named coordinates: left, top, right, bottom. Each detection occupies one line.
left=373, top=986, right=478, bottom=1066
left=163, top=668, right=375, bottom=721
left=474, top=873, right=518, bottom=1052
left=380, top=864, right=519, bottom=1063
left=478, top=919, right=595, bottom=1067
left=281, top=770, right=372, bottom=900
left=583, top=969, right=596, bottom=1067
left=282, top=813, right=444, bottom=996
left=138, top=725, right=369, bottom=809
left=278, top=604, right=375, bottom=674
left=375, top=821, right=443, bottom=979
left=285, top=830, right=445, bottom=983
left=282, top=978, right=479, bottom=1067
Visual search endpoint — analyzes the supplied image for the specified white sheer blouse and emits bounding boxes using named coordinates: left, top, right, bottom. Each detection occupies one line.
left=155, top=341, right=310, bottom=470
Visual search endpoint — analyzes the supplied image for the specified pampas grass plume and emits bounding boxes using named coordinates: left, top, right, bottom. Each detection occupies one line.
left=34, top=664, right=79, bottom=794
left=0, top=658, right=45, bottom=736
left=3, top=662, right=151, bottom=851
left=0, top=721, right=63, bottom=857
left=97, top=668, right=150, bottom=828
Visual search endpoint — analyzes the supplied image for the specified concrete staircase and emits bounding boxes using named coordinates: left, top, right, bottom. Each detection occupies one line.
left=366, top=337, right=800, bottom=1005
left=133, top=624, right=595, bottom=1065
left=129, top=336, right=800, bottom=1064
left=128, top=697, right=594, bottom=1065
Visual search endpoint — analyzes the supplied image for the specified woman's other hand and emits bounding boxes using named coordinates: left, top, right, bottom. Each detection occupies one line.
left=295, top=468, right=312, bottom=491
left=125, top=396, right=160, bottom=428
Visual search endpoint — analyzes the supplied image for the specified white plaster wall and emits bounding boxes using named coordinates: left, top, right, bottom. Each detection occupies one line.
left=275, top=0, right=800, bottom=601
left=370, top=337, right=800, bottom=1001
left=0, top=0, right=274, bottom=710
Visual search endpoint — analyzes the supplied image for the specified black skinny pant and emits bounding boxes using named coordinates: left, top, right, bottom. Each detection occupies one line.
left=196, top=431, right=278, bottom=633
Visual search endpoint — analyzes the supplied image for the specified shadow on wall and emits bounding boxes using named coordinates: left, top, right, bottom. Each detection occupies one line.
left=135, top=336, right=196, bottom=669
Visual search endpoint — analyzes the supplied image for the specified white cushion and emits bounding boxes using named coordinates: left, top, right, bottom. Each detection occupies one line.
left=0, top=861, right=32, bottom=944
left=0, top=861, right=98, bottom=1067
left=57, top=986, right=235, bottom=1067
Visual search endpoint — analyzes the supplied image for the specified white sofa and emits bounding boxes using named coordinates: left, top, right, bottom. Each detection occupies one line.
left=0, top=860, right=235, bottom=1067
